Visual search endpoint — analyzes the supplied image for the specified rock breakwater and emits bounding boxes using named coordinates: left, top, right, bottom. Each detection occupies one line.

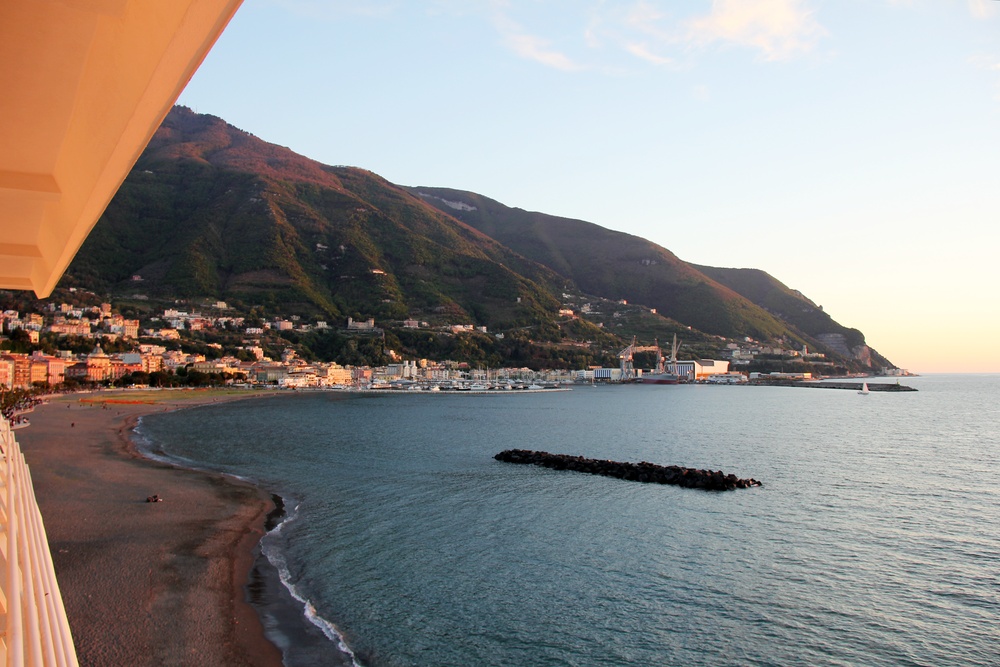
left=494, top=449, right=762, bottom=491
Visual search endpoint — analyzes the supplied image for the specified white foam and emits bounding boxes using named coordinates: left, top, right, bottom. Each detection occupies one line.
left=131, top=417, right=179, bottom=465
left=132, top=416, right=362, bottom=664
left=262, top=505, right=364, bottom=667
left=130, top=418, right=255, bottom=482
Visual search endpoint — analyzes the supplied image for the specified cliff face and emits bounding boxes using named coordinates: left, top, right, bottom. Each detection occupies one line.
left=815, top=333, right=891, bottom=369
left=853, top=345, right=874, bottom=367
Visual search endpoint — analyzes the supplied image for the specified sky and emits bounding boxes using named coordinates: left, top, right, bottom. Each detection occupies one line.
left=178, top=0, right=1000, bottom=373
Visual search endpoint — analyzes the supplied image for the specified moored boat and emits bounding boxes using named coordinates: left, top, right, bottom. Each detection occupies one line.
left=641, top=335, right=681, bottom=384
left=640, top=373, right=679, bottom=385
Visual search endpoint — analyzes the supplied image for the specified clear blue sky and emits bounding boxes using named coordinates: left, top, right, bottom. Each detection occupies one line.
left=179, top=0, right=1000, bottom=373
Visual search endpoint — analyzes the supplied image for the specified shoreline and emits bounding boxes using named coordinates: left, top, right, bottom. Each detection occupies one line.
left=243, top=494, right=359, bottom=667
left=126, top=394, right=362, bottom=666
left=15, top=390, right=286, bottom=666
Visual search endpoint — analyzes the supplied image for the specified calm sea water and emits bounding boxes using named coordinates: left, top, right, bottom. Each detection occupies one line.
left=135, top=375, right=1000, bottom=667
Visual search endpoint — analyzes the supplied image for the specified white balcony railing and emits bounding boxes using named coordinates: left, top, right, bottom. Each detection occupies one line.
left=0, top=416, right=78, bottom=666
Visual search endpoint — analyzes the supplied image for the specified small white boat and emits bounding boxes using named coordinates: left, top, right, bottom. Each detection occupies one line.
left=858, top=382, right=870, bottom=395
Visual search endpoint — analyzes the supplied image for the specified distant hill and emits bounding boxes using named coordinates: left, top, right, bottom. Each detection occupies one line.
left=408, top=187, right=893, bottom=367
left=65, top=107, right=564, bottom=330
left=60, top=107, right=894, bottom=369
left=406, top=188, right=799, bottom=341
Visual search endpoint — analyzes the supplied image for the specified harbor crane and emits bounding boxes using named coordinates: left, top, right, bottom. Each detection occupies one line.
left=619, top=335, right=682, bottom=381
left=619, top=337, right=637, bottom=381
left=619, top=337, right=664, bottom=381
left=666, top=334, right=681, bottom=375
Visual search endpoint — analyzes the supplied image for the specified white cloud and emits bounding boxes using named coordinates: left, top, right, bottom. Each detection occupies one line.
left=624, top=0, right=672, bottom=38
left=967, top=0, right=998, bottom=20
left=582, top=2, right=684, bottom=67
left=682, top=0, right=826, bottom=61
left=583, top=0, right=825, bottom=67
left=625, top=42, right=676, bottom=66
left=425, top=1, right=831, bottom=72
left=491, top=9, right=583, bottom=71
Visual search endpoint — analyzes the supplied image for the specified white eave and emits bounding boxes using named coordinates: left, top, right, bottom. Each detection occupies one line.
left=0, top=0, right=243, bottom=297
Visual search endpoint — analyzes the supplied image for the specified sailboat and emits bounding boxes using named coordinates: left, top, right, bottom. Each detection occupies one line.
left=858, top=382, right=870, bottom=395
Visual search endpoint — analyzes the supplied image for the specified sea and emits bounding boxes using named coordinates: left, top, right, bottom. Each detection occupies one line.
left=133, top=374, right=999, bottom=667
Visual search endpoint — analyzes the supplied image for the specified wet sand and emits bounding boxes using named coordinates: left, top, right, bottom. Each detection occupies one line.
left=15, top=391, right=284, bottom=667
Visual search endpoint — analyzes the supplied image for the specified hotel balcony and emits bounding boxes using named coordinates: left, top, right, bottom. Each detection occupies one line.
left=1, top=1, right=242, bottom=662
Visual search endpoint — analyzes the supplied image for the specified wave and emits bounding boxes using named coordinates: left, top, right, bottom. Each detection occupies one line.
left=261, top=504, right=364, bottom=667
left=133, top=409, right=362, bottom=666
left=131, top=416, right=179, bottom=465
left=131, top=416, right=255, bottom=482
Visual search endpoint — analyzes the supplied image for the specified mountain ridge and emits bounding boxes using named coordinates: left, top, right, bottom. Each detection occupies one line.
left=407, top=186, right=891, bottom=367
left=61, top=106, right=893, bottom=370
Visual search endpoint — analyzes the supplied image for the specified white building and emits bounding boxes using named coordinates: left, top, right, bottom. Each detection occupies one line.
left=347, top=317, right=376, bottom=330
left=669, top=359, right=731, bottom=381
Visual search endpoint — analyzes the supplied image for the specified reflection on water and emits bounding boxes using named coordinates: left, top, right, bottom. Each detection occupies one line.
left=139, top=375, right=1000, bottom=667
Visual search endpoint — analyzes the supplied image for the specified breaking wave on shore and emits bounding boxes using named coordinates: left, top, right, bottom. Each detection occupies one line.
left=258, top=498, right=364, bottom=667
left=132, top=415, right=358, bottom=666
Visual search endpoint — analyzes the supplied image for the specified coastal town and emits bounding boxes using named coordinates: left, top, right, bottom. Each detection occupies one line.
left=0, top=293, right=908, bottom=394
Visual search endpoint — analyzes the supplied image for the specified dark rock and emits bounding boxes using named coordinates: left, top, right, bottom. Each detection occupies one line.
left=494, top=449, right=762, bottom=492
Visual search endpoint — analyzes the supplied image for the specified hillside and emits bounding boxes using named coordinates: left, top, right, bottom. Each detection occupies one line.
left=408, top=187, right=891, bottom=367
left=58, top=107, right=893, bottom=370
left=65, top=107, right=563, bottom=330
left=409, top=188, right=800, bottom=341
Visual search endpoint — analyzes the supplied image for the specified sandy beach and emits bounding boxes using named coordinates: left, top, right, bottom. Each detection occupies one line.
left=14, top=390, right=284, bottom=667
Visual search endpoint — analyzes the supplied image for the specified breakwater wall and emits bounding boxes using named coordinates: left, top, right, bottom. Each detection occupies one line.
left=747, top=380, right=916, bottom=391
left=494, top=449, right=762, bottom=491
left=790, top=381, right=916, bottom=392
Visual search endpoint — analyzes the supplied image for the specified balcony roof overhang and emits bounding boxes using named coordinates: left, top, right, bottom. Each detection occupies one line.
left=0, top=0, right=242, bottom=297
